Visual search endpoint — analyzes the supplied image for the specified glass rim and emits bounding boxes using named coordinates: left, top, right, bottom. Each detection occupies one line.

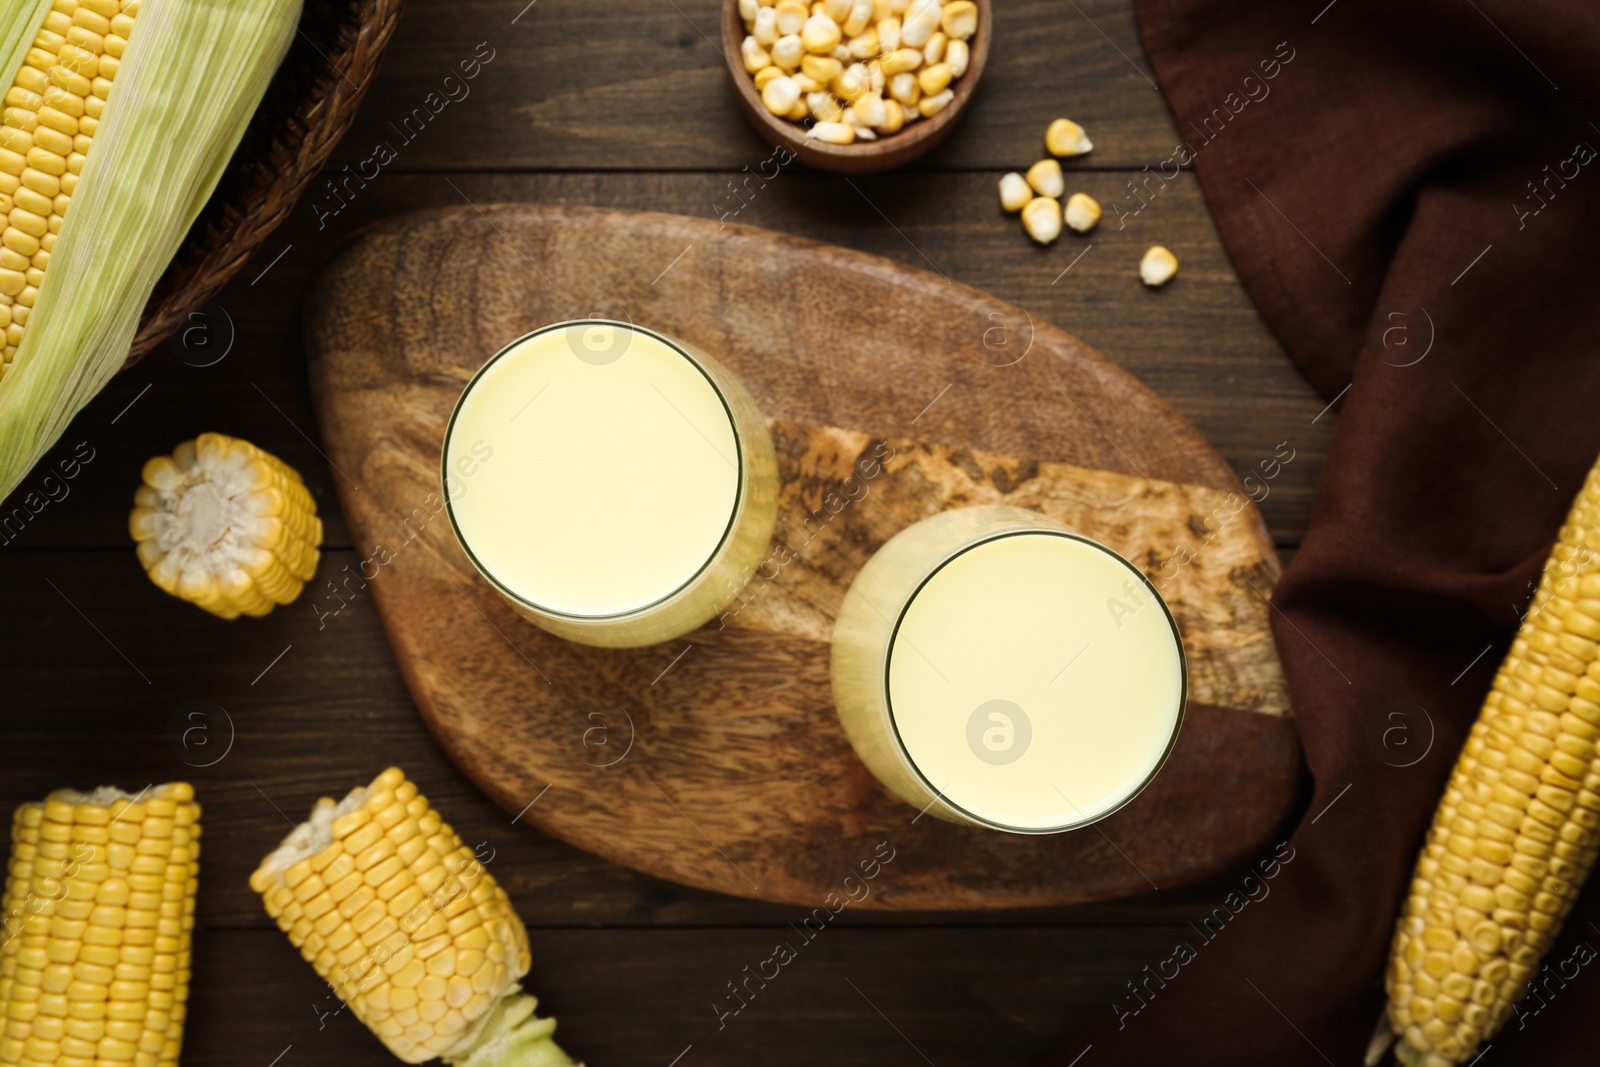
left=880, top=526, right=1189, bottom=835
left=441, top=318, right=747, bottom=622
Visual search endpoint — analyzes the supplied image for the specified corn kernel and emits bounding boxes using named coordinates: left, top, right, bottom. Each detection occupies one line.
left=998, top=172, right=1031, bottom=213
left=1025, top=158, right=1064, bottom=198
left=1046, top=118, right=1093, bottom=158
left=1021, top=196, right=1061, bottom=245
left=810, top=119, right=854, bottom=144
left=1139, top=245, right=1178, bottom=286
left=1064, top=192, right=1101, bottom=233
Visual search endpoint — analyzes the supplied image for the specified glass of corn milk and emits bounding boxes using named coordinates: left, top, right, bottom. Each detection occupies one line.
left=442, top=320, right=778, bottom=648
left=831, top=505, right=1186, bottom=833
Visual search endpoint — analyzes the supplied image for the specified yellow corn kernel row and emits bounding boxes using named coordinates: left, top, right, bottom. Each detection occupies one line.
left=1381, top=463, right=1600, bottom=1065
left=131, top=433, right=323, bottom=620
left=0, top=783, right=199, bottom=1067
left=0, top=0, right=138, bottom=374
left=249, top=768, right=572, bottom=1067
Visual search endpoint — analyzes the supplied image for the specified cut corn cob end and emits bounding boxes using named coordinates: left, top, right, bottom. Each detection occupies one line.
left=0, top=0, right=141, bottom=377
left=249, top=768, right=575, bottom=1067
left=0, top=781, right=200, bottom=1067
left=1377, top=460, right=1600, bottom=1065
left=129, top=432, right=322, bottom=620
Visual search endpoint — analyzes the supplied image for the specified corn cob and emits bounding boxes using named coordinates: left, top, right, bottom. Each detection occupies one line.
left=0, top=782, right=200, bottom=1067
left=0, top=0, right=143, bottom=367
left=1373, top=460, right=1600, bottom=1066
left=249, top=768, right=575, bottom=1067
left=130, top=433, right=322, bottom=619
left=0, top=0, right=301, bottom=500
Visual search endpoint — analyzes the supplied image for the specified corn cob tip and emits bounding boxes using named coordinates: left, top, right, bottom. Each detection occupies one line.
left=251, top=768, right=574, bottom=1067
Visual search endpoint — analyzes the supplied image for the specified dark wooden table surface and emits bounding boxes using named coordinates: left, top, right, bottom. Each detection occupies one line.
left=0, top=1, right=1333, bottom=1064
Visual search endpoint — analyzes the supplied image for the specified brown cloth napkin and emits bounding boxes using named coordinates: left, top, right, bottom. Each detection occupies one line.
left=1038, top=2, right=1600, bottom=1064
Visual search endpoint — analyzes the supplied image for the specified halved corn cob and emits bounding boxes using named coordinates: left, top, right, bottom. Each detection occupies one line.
left=0, top=0, right=302, bottom=500
left=249, top=768, right=575, bottom=1067
left=1373, top=460, right=1600, bottom=1066
left=130, top=432, right=322, bottom=619
left=0, top=782, right=200, bottom=1067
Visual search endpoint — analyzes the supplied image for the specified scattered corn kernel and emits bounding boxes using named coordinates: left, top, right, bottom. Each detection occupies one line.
left=1021, top=196, right=1062, bottom=245
left=1046, top=117, right=1093, bottom=157
left=1025, top=158, right=1064, bottom=198
left=1064, top=192, right=1101, bottom=233
left=999, top=172, right=1032, bottom=213
left=740, top=0, right=978, bottom=141
left=1139, top=245, right=1178, bottom=286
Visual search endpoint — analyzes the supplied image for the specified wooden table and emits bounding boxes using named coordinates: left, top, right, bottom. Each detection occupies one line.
left=0, top=1, right=1331, bottom=1063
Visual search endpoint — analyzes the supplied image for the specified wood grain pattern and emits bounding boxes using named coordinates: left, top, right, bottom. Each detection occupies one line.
left=327, top=0, right=1178, bottom=172
left=3, top=170, right=1328, bottom=551
left=753, top=421, right=1287, bottom=716
left=305, top=203, right=1301, bottom=908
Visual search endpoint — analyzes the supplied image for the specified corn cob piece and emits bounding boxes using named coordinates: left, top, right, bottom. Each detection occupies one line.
left=1374, top=461, right=1600, bottom=1066
left=130, top=432, right=322, bottom=619
left=249, top=768, right=575, bottom=1067
left=0, top=0, right=301, bottom=500
left=0, top=782, right=200, bottom=1067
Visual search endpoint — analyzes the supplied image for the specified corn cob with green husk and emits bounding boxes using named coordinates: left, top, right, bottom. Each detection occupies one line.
left=0, top=0, right=302, bottom=500
left=250, top=768, right=576, bottom=1067
left=1370, top=458, right=1600, bottom=1066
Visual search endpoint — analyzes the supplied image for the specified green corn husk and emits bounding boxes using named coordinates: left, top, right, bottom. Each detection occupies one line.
left=0, top=0, right=303, bottom=499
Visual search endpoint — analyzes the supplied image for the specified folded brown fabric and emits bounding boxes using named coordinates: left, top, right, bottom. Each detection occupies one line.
left=1038, top=2, right=1600, bottom=1063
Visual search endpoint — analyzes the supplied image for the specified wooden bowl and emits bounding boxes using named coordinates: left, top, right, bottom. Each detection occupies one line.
left=721, top=0, right=990, bottom=174
left=124, top=0, right=402, bottom=367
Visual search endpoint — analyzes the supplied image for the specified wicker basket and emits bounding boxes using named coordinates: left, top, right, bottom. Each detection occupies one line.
left=124, top=0, right=403, bottom=366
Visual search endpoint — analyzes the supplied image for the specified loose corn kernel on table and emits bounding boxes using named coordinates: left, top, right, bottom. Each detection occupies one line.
left=0, top=0, right=1332, bottom=1064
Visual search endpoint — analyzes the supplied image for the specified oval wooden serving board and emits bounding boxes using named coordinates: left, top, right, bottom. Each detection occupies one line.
left=306, top=205, right=1301, bottom=909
